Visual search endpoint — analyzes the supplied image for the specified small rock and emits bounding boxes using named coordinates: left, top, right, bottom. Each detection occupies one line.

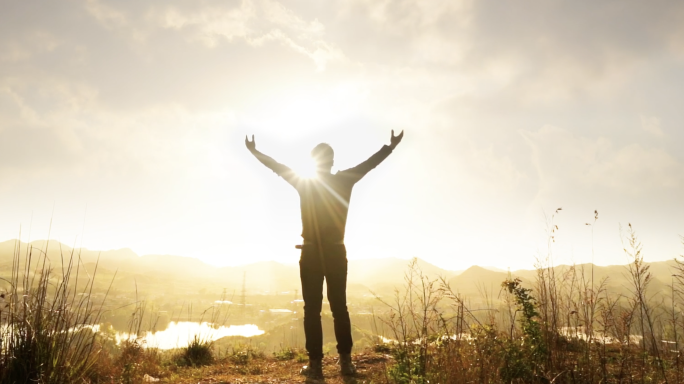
left=143, top=374, right=160, bottom=382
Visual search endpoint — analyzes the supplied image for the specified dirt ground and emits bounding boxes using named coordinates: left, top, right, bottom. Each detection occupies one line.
left=165, top=350, right=391, bottom=384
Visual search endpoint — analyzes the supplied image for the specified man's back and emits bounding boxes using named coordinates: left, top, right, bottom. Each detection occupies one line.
left=296, top=172, right=356, bottom=244
left=247, top=138, right=397, bottom=243
left=291, top=144, right=394, bottom=243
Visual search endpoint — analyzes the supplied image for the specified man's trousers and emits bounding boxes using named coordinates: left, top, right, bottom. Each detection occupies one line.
left=299, top=243, right=353, bottom=360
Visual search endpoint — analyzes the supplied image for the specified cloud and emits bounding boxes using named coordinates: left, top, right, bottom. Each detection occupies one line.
left=0, top=0, right=341, bottom=182
left=640, top=115, right=664, bottom=137
left=1, top=0, right=683, bottom=267
left=85, top=0, right=127, bottom=30
left=521, top=125, right=684, bottom=198
left=81, top=0, right=345, bottom=71
left=310, top=0, right=684, bottom=106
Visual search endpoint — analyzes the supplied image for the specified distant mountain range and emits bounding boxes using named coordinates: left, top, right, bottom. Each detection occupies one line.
left=1, top=239, right=681, bottom=300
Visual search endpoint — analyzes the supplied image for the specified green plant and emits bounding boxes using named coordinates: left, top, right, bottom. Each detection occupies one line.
left=501, top=277, right=549, bottom=382
left=226, top=343, right=264, bottom=365
left=273, top=346, right=296, bottom=361
left=387, top=347, right=428, bottom=384
left=271, top=346, right=308, bottom=363
left=295, top=350, right=308, bottom=363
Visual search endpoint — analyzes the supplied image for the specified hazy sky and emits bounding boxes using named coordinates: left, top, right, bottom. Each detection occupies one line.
left=1, top=0, right=684, bottom=271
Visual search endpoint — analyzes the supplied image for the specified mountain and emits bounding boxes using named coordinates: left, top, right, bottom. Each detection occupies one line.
left=219, top=261, right=300, bottom=293
left=506, top=261, right=677, bottom=298
left=447, top=265, right=521, bottom=297
left=1, top=239, right=681, bottom=300
left=347, top=257, right=458, bottom=291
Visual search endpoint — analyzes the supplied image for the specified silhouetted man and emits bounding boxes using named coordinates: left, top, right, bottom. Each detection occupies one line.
left=245, top=130, right=403, bottom=378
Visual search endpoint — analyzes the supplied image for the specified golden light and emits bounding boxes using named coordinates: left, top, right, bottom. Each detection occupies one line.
left=246, top=87, right=361, bottom=181
left=292, top=156, right=318, bottom=180
left=248, top=84, right=364, bottom=141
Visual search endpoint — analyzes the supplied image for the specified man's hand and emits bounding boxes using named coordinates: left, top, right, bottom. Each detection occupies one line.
left=245, top=134, right=256, bottom=153
left=389, top=130, right=404, bottom=149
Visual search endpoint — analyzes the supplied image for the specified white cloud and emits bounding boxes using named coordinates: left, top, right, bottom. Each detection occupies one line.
left=151, top=0, right=343, bottom=70
left=640, top=115, right=664, bottom=137
left=85, top=0, right=127, bottom=30
left=1, top=0, right=684, bottom=268
left=521, top=125, right=684, bottom=198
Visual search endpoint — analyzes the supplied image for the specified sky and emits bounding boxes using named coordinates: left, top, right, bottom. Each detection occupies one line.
left=1, top=0, right=684, bottom=271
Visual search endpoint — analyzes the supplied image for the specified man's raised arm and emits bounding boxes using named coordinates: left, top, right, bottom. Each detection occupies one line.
left=339, top=130, right=404, bottom=182
left=245, top=135, right=298, bottom=186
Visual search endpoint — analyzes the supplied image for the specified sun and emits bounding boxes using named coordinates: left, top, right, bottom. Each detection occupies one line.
left=292, top=157, right=318, bottom=180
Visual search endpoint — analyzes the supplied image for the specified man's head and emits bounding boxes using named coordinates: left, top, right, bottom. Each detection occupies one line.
left=311, top=143, right=334, bottom=172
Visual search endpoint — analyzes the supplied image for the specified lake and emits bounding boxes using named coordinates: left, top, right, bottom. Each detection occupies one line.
left=114, top=322, right=265, bottom=350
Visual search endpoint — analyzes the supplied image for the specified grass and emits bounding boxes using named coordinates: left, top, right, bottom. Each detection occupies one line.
left=3, top=213, right=684, bottom=383
left=273, top=346, right=307, bottom=362
left=371, top=214, right=684, bottom=383
left=0, top=236, right=384, bottom=383
left=181, top=335, right=214, bottom=366
left=0, top=239, right=112, bottom=383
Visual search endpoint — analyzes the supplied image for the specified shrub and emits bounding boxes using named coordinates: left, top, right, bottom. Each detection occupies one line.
left=181, top=335, right=214, bottom=366
left=225, top=343, right=264, bottom=365
left=273, top=346, right=296, bottom=361
left=500, top=278, right=548, bottom=383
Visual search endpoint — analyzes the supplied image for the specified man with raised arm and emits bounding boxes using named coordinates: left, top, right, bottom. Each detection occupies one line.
left=245, top=131, right=404, bottom=379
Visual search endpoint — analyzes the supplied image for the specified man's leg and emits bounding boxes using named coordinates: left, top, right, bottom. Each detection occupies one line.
left=324, top=244, right=353, bottom=356
left=299, top=246, right=325, bottom=360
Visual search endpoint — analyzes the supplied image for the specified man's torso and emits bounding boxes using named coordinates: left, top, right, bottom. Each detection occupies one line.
left=296, top=173, right=356, bottom=243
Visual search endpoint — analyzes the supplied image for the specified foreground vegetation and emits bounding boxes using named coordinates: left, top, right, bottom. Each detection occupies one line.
left=2, top=213, right=684, bottom=383
left=375, top=216, right=684, bottom=383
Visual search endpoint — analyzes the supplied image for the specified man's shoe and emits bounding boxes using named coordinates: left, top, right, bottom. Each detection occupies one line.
left=300, top=358, right=324, bottom=379
left=339, top=353, right=357, bottom=376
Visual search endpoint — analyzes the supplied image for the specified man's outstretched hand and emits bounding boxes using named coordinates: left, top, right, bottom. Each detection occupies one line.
left=390, top=130, right=404, bottom=149
left=245, top=134, right=256, bottom=153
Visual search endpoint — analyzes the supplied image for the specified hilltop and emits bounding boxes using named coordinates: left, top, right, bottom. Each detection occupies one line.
left=3, top=239, right=684, bottom=383
left=154, top=349, right=389, bottom=384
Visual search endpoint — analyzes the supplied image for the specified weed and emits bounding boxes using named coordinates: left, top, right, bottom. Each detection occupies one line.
left=501, top=277, right=547, bottom=383
left=0, top=240, right=112, bottom=383
left=273, top=346, right=298, bottom=361
left=182, top=335, right=214, bottom=366
left=226, top=343, right=265, bottom=365
left=374, top=215, right=684, bottom=383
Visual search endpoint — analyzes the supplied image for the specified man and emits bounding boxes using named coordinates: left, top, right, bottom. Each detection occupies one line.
left=245, top=130, right=403, bottom=378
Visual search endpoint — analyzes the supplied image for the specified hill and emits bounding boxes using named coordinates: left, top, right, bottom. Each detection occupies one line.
left=447, top=265, right=526, bottom=298
left=0, top=239, right=679, bottom=300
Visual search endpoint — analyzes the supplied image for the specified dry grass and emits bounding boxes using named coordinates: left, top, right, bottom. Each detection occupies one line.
left=4, top=213, right=684, bottom=383
left=0, top=240, right=112, bottom=383
left=371, top=214, right=684, bottom=383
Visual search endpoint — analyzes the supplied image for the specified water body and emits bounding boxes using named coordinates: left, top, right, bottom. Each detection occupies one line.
left=114, top=322, right=265, bottom=350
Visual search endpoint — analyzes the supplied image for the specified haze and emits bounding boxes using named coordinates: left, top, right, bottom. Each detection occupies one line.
left=1, top=0, right=683, bottom=271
